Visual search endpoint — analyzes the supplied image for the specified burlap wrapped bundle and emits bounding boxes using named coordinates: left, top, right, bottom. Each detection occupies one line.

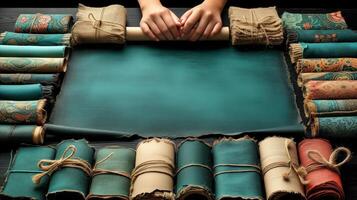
left=71, top=4, right=126, bottom=45
left=229, top=6, right=283, bottom=45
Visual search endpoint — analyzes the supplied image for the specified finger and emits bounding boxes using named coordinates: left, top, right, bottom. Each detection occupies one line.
left=180, top=9, right=193, bottom=25
left=162, top=12, right=180, bottom=39
left=153, top=15, right=173, bottom=40
left=182, top=10, right=201, bottom=35
left=189, top=16, right=209, bottom=41
left=211, top=22, right=222, bottom=36
left=146, top=20, right=165, bottom=40
left=170, top=11, right=181, bottom=27
left=141, top=22, right=159, bottom=41
left=201, top=22, right=215, bottom=40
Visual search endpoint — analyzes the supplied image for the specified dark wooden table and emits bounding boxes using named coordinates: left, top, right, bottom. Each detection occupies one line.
left=1, top=7, right=357, bottom=199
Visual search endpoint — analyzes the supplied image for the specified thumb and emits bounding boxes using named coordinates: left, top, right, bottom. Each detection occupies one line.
left=179, top=9, right=192, bottom=25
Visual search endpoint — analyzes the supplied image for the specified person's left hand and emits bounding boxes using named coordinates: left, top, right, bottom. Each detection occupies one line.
left=180, top=0, right=224, bottom=41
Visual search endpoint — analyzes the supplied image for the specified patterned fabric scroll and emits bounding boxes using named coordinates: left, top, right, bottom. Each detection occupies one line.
left=289, top=43, right=357, bottom=63
left=0, top=45, right=68, bottom=58
left=298, top=139, right=351, bottom=200
left=71, top=4, right=126, bottom=45
left=228, top=6, right=283, bottom=45
left=0, top=73, right=60, bottom=86
left=0, top=146, right=56, bottom=200
left=298, top=72, right=357, bottom=86
left=303, top=80, right=357, bottom=100
left=304, top=99, right=357, bottom=118
left=46, top=139, right=94, bottom=200
left=15, top=14, right=73, bottom=34
left=259, top=137, right=305, bottom=200
left=87, top=146, right=136, bottom=200
left=282, top=11, right=347, bottom=31
left=0, top=100, right=47, bottom=125
left=213, top=137, right=264, bottom=200
left=0, top=32, right=71, bottom=46
left=296, top=58, right=357, bottom=74
left=0, top=125, right=44, bottom=144
left=176, top=139, right=213, bottom=200
left=310, top=116, right=357, bottom=138
left=130, top=138, right=175, bottom=200
left=287, top=29, right=357, bottom=44
left=0, top=57, right=67, bottom=73
left=0, top=84, right=53, bottom=100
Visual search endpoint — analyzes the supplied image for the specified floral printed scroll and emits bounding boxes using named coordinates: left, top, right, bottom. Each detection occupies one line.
left=0, top=57, right=67, bottom=73
left=15, top=14, right=73, bottom=34
left=296, top=58, right=357, bottom=74
left=298, top=72, right=357, bottom=86
left=0, top=32, right=71, bottom=46
left=310, top=116, right=357, bottom=138
left=303, top=80, right=357, bottom=100
left=304, top=99, right=357, bottom=118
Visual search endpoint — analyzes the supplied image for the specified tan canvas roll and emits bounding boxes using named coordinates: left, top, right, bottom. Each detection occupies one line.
left=130, top=138, right=176, bottom=200
left=71, top=4, right=126, bottom=45
left=259, top=137, right=306, bottom=200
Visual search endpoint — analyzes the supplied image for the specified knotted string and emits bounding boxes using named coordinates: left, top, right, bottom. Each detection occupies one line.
left=92, top=152, right=131, bottom=179
left=304, top=147, right=352, bottom=175
left=249, top=9, right=273, bottom=45
left=32, top=145, right=92, bottom=184
left=130, top=160, right=175, bottom=195
left=87, top=9, right=125, bottom=39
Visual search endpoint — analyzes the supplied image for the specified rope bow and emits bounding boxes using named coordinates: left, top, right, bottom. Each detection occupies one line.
left=32, top=145, right=92, bottom=184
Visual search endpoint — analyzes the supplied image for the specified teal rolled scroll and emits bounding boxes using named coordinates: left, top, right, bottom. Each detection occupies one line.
left=46, top=139, right=95, bottom=200
left=287, top=29, right=357, bottom=44
left=311, top=116, right=357, bottom=138
left=0, top=74, right=60, bottom=86
left=176, top=139, right=214, bottom=200
left=0, top=84, right=53, bottom=100
left=87, top=146, right=136, bottom=200
left=0, top=125, right=45, bottom=144
left=0, top=32, right=71, bottom=46
left=213, top=137, right=264, bottom=200
left=0, top=45, right=68, bottom=58
left=0, top=146, right=56, bottom=200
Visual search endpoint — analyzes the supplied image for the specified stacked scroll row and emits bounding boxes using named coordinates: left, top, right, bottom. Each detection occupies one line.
left=0, top=137, right=351, bottom=200
left=0, top=14, right=72, bottom=144
left=282, top=11, right=357, bottom=137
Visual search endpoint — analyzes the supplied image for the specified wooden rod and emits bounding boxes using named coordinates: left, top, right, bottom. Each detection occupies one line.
left=126, top=27, right=230, bottom=41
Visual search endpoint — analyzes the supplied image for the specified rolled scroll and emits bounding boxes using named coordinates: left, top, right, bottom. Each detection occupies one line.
left=259, top=137, right=305, bottom=200
left=304, top=99, right=357, bottom=118
left=0, top=74, right=60, bottom=86
left=0, top=45, right=68, bottom=58
left=45, top=139, right=95, bottom=200
left=298, top=72, right=357, bottom=87
left=287, top=29, right=357, bottom=44
left=229, top=6, right=283, bottom=45
left=310, top=116, right=357, bottom=138
left=213, top=137, right=264, bottom=200
left=303, top=80, right=357, bottom=100
left=296, top=58, right=357, bottom=74
left=0, top=57, right=67, bottom=73
left=298, top=139, right=351, bottom=200
left=0, top=100, right=47, bottom=125
left=0, top=84, right=53, bottom=100
left=282, top=11, right=347, bottom=31
left=0, top=146, right=56, bottom=200
left=289, top=43, right=357, bottom=63
left=130, top=138, right=175, bottom=200
left=15, top=14, right=73, bottom=34
left=0, top=32, right=71, bottom=46
left=0, top=125, right=45, bottom=144
left=71, top=4, right=126, bottom=45
left=87, top=146, right=136, bottom=200
left=176, top=139, right=213, bottom=200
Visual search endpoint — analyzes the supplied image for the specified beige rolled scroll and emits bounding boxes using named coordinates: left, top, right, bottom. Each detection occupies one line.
left=259, top=137, right=306, bottom=200
left=130, top=138, right=176, bottom=200
left=126, top=27, right=230, bottom=41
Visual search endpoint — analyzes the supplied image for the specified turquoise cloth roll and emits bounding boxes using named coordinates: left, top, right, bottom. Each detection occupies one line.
left=0, top=125, right=44, bottom=144
left=213, top=137, right=264, bottom=200
left=287, top=29, right=357, bottom=43
left=290, top=42, right=357, bottom=63
left=0, top=84, right=52, bottom=100
left=0, top=32, right=71, bottom=46
left=0, top=45, right=68, bottom=58
left=0, top=74, right=60, bottom=86
left=311, top=116, right=357, bottom=138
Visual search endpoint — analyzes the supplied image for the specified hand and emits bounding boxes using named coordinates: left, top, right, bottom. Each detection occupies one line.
left=139, top=0, right=181, bottom=41
left=180, top=0, right=224, bottom=41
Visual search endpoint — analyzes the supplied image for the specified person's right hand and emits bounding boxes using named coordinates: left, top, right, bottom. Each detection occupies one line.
left=139, top=0, right=181, bottom=41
